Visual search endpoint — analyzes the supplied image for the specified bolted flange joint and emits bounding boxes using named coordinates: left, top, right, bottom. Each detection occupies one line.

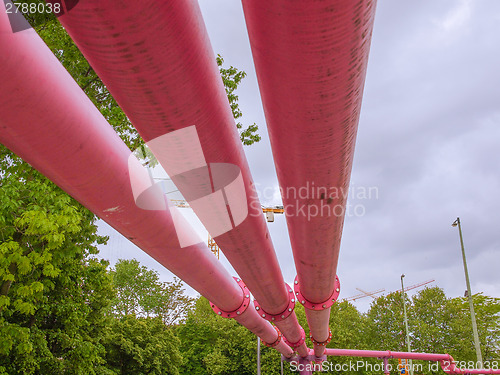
left=254, top=283, right=295, bottom=322
left=262, top=325, right=283, bottom=348
left=310, top=327, right=332, bottom=347
left=293, top=275, right=340, bottom=311
left=283, top=326, right=306, bottom=350
left=209, top=277, right=250, bottom=318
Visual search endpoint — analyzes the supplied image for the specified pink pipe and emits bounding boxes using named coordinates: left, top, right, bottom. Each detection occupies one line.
left=235, top=302, right=293, bottom=356
left=52, top=0, right=307, bottom=354
left=323, top=349, right=500, bottom=374
left=242, top=0, right=377, bottom=356
left=0, top=5, right=293, bottom=358
left=325, top=348, right=450, bottom=360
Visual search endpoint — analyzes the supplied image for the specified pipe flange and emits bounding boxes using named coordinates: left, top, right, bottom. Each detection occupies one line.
left=283, top=326, right=306, bottom=350
left=254, top=283, right=295, bottom=322
left=262, top=325, right=283, bottom=348
left=310, top=327, right=332, bottom=347
left=210, top=277, right=251, bottom=318
left=293, top=275, right=340, bottom=310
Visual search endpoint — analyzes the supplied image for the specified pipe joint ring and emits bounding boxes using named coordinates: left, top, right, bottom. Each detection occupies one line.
left=284, top=326, right=306, bottom=350
left=293, top=275, right=340, bottom=311
left=310, top=327, right=332, bottom=347
left=262, top=325, right=283, bottom=348
left=210, top=277, right=251, bottom=318
left=253, top=283, right=295, bottom=322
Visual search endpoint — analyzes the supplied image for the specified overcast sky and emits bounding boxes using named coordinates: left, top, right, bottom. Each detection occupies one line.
left=99, top=0, right=500, bottom=313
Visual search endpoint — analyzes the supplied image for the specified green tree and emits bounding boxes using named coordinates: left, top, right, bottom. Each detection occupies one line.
left=177, top=297, right=274, bottom=375
left=411, top=287, right=458, bottom=355
left=319, top=300, right=376, bottom=375
left=468, top=294, right=500, bottom=362
left=102, top=316, right=182, bottom=375
left=364, top=287, right=500, bottom=374
left=329, top=300, right=369, bottom=350
left=110, top=259, right=193, bottom=325
left=411, top=288, right=500, bottom=367
left=217, top=55, right=261, bottom=145
left=0, top=157, right=114, bottom=375
left=366, top=292, right=407, bottom=352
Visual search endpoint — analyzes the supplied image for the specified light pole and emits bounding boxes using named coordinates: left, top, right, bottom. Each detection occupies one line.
left=401, top=274, right=414, bottom=375
left=257, top=336, right=261, bottom=375
left=452, top=217, right=483, bottom=367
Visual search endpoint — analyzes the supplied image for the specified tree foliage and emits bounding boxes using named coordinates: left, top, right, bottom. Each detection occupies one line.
left=110, top=259, right=193, bottom=325
left=0, top=156, right=114, bottom=374
left=216, top=55, right=261, bottom=146
left=365, top=287, right=500, bottom=375
left=102, top=316, right=182, bottom=375
left=177, top=297, right=269, bottom=375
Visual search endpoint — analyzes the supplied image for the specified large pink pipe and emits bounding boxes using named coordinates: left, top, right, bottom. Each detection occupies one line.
left=0, top=5, right=293, bottom=358
left=52, top=0, right=307, bottom=355
left=242, top=0, right=377, bottom=355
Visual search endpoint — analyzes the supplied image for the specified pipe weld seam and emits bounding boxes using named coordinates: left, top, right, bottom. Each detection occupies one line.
left=262, top=325, right=283, bottom=348
left=253, top=283, right=295, bottom=322
left=283, top=326, right=306, bottom=350
left=310, top=327, right=332, bottom=347
left=293, top=275, right=340, bottom=311
left=209, top=277, right=250, bottom=318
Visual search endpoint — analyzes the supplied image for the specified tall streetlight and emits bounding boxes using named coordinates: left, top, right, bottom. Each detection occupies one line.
left=452, top=217, right=483, bottom=367
left=401, top=274, right=414, bottom=375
